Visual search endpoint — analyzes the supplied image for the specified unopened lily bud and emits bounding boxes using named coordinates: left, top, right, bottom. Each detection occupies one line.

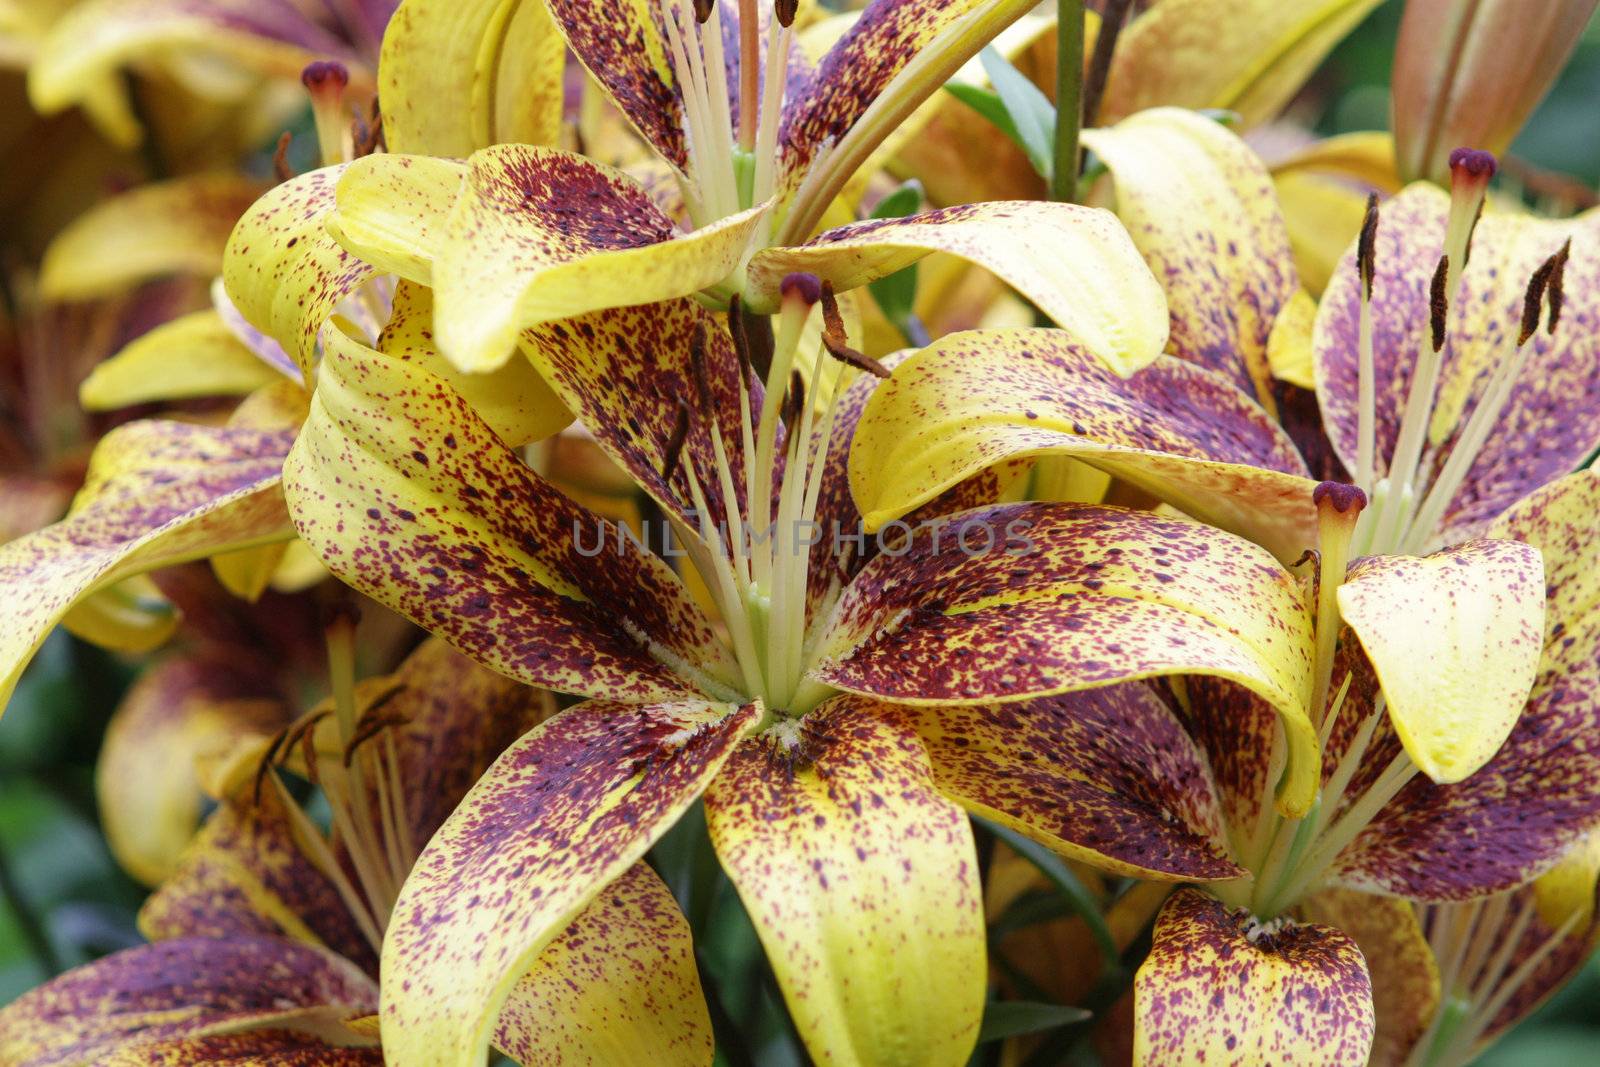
left=1392, top=0, right=1599, bottom=185
left=301, top=60, right=351, bottom=166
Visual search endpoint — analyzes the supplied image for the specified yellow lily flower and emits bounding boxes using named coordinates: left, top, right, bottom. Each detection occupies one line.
left=329, top=0, right=1170, bottom=376
left=278, top=272, right=1319, bottom=1066
left=0, top=636, right=713, bottom=1065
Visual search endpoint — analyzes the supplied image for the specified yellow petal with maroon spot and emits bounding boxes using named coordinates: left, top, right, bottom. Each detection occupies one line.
left=813, top=502, right=1320, bottom=815
left=327, top=154, right=467, bottom=286
left=0, top=417, right=296, bottom=715
left=223, top=164, right=376, bottom=378
left=1082, top=108, right=1298, bottom=406
left=379, top=0, right=563, bottom=156
left=747, top=202, right=1168, bottom=378
left=38, top=173, right=263, bottom=301
left=431, top=145, right=769, bottom=372
left=1339, top=538, right=1545, bottom=784
left=704, top=696, right=985, bottom=1067
left=847, top=329, right=1318, bottom=563
left=891, top=682, right=1243, bottom=881
left=94, top=1032, right=383, bottom=1065
left=97, top=650, right=288, bottom=886
left=284, top=336, right=737, bottom=701
left=1314, top=185, right=1600, bottom=545
left=376, top=281, right=572, bottom=446
left=1099, top=0, right=1384, bottom=130
left=379, top=699, right=758, bottom=1067
left=0, top=935, right=377, bottom=1067
left=80, top=309, right=284, bottom=411
left=1301, top=889, right=1440, bottom=1067
left=1135, top=888, right=1374, bottom=1067
left=493, top=863, right=713, bottom=1066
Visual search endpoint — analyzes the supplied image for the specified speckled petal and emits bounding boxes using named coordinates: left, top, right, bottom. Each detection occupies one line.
left=431, top=145, right=767, bottom=371
left=1314, top=185, right=1600, bottom=543
left=493, top=863, right=713, bottom=1067
left=379, top=0, right=562, bottom=156
left=1134, top=888, right=1374, bottom=1067
left=327, top=154, right=466, bottom=286
left=748, top=202, right=1168, bottom=377
left=1082, top=108, right=1298, bottom=405
left=376, top=281, right=572, bottom=446
left=0, top=417, right=296, bottom=714
left=890, top=683, right=1242, bottom=881
left=1099, top=0, right=1384, bottom=130
left=0, top=936, right=377, bottom=1067
left=80, top=309, right=285, bottom=411
left=1301, top=889, right=1440, bottom=1067
left=1339, top=538, right=1545, bottom=783
left=847, top=329, right=1318, bottom=562
left=1332, top=470, right=1600, bottom=899
left=223, top=164, right=375, bottom=377
left=812, top=501, right=1321, bottom=816
left=97, top=651, right=287, bottom=886
left=37, top=173, right=264, bottom=300
left=92, top=1032, right=384, bottom=1065
left=704, top=696, right=985, bottom=1067
left=284, top=334, right=738, bottom=702
left=379, top=699, right=758, bottom=1067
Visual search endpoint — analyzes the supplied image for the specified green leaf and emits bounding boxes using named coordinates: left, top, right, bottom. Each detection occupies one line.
left=977, top=1000, right=1093, bottom=1044
left=979, top=46, right=1057, bottom=181
left=867, top=180, right=926, bottom=344
left=978, top=816, right=1118, bottom=963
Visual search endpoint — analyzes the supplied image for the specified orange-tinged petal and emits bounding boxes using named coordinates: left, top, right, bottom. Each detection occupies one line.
left=704, top=696, right=985, bottom=1067
left=1339, top=538, right=1545, bottom=784
left=748, top=202, right=1169, bottom=377
left=97, top=651, right=288, bottom=886
left=0, top=936, right=376, bottom=1067
left=891, top=682, right=1243, bottom=881
left=37, top=173, right=263, bottom=300
left=1082, top=108, right=1298, bottom=405
left=379, top=0, right=563, bottom=156
left=1135, top=888, right=1374, bottom=1067
left=0, top=418, right=295, bottom=714
left=1314, top=184, right=1600, bottom=544
left=493, top=863, right=713, bottom=1067
left=379, top=699, right=758, bottom=1067
left=812, top=501, right=1321, bottom=816
left=284, top=337, right=738, bottom=702
left=79, top=309, right=284, bottom=411
left=432, top=145, right=768, bottom=371
left=847, top=329, right=1319, bottom=562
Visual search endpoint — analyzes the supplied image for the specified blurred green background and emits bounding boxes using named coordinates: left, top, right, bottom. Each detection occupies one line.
left=4, top=1, right=1600, bottom=1063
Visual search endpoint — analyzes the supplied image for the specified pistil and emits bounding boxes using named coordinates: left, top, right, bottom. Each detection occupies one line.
left=301, top=61, right=351, bottom=169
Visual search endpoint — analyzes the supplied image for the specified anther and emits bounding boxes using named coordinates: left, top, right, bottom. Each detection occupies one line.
left=693, top=0, right=714, bottom=22
left=662, top=400, right=693, bottom=483
left=780, top=369, right=805, bottom=428
left=689, top=323, right=715, bottom=415
left=1429, top=255, right=1450, bottom=351
left=773, top=0, right=798, bottom=28
left=1357, top=193, right=1380, bottom=300
left=1546, top=239, right=1571, bottom=334
left=727, top=296, right=755, bottom=387
left=1519, top=254, right=1556, bottom=346
left=272, top=132, right=295, bottom=184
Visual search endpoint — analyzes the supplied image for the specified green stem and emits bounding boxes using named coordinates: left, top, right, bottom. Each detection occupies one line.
left=1051, top=1, right=1084, bottom=203
left=0, top=833, right=62, bottom=977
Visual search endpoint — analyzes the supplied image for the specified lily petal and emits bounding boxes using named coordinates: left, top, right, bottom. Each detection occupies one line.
left=1082, top=107, right=1298, bottom=405
left=747, top=201, right=1169, bottom=377
left=0, top=417, right=296, bottom=714
left=432, top=145, right=768, bottom=371
left=847, top=329, right=1318, bottom=562
left=1339, top=537, right=1545, bottom=783
left=38, top=173, right=263, bottom=301
left=813, top=501, right=1321, bottom=815
left=0, top=936, right=376, bottom=1067
left=890, top=682, right=1243, bottom=881
left=493, top=863, right=714, bottom=1067
left=284, top=337, right=737, bottom=701
left=1135, top=888, right=1374, bottom=1066
left=379, top=699, right=757, bottom=1067
left=80, top=309, right=284, bottom=410
left=379, top=0, right=562, bottom=156
left=92, top=1032, right=382, bottom=1065
left=704, top=696, right=984, bottom=1067
left=1100, top=0, right=1384, bottom=129
left=328, top=154, right=467, bottom=286
left=97, top=651, right=287, bottom=886
left=1315, top=184, right=1600, bottom=543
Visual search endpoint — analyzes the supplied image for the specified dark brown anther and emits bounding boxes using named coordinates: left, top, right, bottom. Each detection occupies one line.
left=693, top=0, right=714, bottom=23
left=661, top=400, right=692, bottom=483
left=252, top=728, right=294, bottom=806
left=822, top=332, right=891, bottom=378
left=1429, top=255, right=1450, bottom=352
left=272, top=131, right=295, bottom=183
left=727, top=295, right=755, bottom=388
left=1519, top=251, right=1558, bottom=346
left=773, top=0, right=798, bottom=28
left=353, top=100, right=385, bottom=158
left=781, top=369, right=805, bottom=428
left=1546, top=238, right=1571, bottom=335
left=819, top=281, right=847, bottom=342
left=688, top=323, right=715, bottom=415
left=1357, top=193, right=1379, bottom=300
left=344, top=709, right=408, bottom=767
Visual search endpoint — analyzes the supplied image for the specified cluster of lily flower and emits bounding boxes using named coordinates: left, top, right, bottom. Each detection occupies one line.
left=1, top=0, right=1598, bottom=1064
